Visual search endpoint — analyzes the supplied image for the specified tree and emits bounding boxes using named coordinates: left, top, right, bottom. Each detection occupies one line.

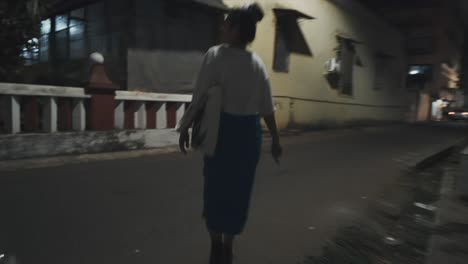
left=0, top=0, right=55, bottom=81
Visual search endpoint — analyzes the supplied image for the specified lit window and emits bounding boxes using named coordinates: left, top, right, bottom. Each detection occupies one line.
left=55, top=15, right=69, bottom=32
left=41, top=19, right=51, bottom=35
left=38, top=18, right=51, bottom=62
left=39, top=34, right=49, bottom=62
left=69, top=9, right=86, bottom=59
left=69, top=23, right=85, bottom=39
left=408, top=65, right=432, bottom=77
left=21, top=38, right=39, bottom=65
left=406, top=64, right=433, bottom=89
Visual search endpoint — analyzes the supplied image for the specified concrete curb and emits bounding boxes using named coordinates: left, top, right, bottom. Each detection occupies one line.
left=0, top=146, right=180, bottom=172
left=1, top=126, right=465, bottom=173
left=425, top=147, right=468, bottom=264
left=402, top=138, right=468, bottom=172
left=0, top=125, right=402, bottom=172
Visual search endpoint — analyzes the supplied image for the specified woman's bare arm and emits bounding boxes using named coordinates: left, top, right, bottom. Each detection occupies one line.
left=263, top=114, right=279, bottom=142
left=263, top=113, right=282, bottom=163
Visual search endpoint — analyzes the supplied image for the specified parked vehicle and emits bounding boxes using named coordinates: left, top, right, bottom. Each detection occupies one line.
left=445, top=108, right=468, bottom=121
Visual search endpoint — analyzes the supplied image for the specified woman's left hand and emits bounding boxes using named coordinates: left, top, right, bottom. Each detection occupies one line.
left=179, top=128, right=190, bottom=155
left=271, top=139, right=282, bottom=164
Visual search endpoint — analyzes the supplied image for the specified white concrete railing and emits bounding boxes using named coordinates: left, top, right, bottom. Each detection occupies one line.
left=0, top=83, right=90, bottom=133
left=114, top=91, right=192, bottom=130
left=0, top=82, right=192, bottom=134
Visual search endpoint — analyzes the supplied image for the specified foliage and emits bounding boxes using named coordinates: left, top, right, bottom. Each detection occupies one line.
left=0, top=0, right=55, bottom=81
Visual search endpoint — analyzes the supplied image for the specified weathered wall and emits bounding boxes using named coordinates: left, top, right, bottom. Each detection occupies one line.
left=0, top=129, right=179, bottom=161
left=127, top=49, right=205, bottom=93
left=127, top=0, right=221, bottom=93
left=225, top=0, right=412, bottom=128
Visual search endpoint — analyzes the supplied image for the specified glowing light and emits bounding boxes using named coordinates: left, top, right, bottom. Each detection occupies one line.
left=409, top=70, right=420, bottom=75
left=90, top=52, right=104, bottom=64
left=449, top=112, right=456, bottom=115
left=41, top=19, right=51, bottom=34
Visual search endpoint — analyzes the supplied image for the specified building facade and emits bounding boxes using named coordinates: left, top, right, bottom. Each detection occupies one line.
left=225, top=0, right=412, bottom=128
left=22, top=0, right=226, bottom=92
left=360, top=0, right=465, bottom=121
left=23, top=0, right=415, bottom=129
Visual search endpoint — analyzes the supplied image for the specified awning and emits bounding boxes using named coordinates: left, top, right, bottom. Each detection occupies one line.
left=336, top=32, right=362, bottom=44
left=274, top=8, right=313, bottom=56
left=175, top=0, right=229, bottom=11
left=273, top=8, right=315, bottom=20
left=195, top=0, right=229, bottom=11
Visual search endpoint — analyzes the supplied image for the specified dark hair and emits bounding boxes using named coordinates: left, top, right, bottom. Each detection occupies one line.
left=226, top=3, right=264, bottom=44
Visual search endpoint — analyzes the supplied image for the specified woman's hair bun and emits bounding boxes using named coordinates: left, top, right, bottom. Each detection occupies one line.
left=246, top=3, right=264, bottom=23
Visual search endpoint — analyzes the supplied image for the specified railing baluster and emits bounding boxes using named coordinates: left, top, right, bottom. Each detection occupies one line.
left=114, top=100, right=124, bottom=129
left=7, top=95, right=21, bottom=134
left=135, top=102, right=147, bottom=129
left=43, top=97, right=57, bottom=133
left=72, top=98, right=86, bottom=131
left=156, top=103, right=167, bottom=129
left=176, top=103, right=186, bottom=128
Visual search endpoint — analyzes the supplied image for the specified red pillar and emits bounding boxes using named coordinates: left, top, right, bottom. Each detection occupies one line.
left=146, top=102, right=157, bottom=129
left=167, top=103, right=178, bottom=128
left=22, top=96, right=40, bottom=132
left=124, top=101, right=136, bottom=129
left=57, top=98, right=73, bottom=131
left=85, top=64, right=119, bottom=130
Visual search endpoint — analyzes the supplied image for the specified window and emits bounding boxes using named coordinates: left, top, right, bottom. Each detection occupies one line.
left=69, top=8, right=86, bottom=59
left=55, top=15, right=69, bottom=32
left=408, top=64, right=433, bottom=79
left=38, top=6, right=92, bottom=63
left=87, top=2, right=107, bottom=54
left=406, top=64, right=433, bottom=89
left=54, top=14, right=69, bottom=61
left=39, top=19, right=51, bottom=62
left=41, top=19, right=51, bottom=35
left=273, top=9, right=313, bottom=73
left=55, top=21, right=68, bottom=61
left=21, top=19, right=51, bottom=65
left=54, top=11, right=87, bottom=61
left=21, top=38, right=39, bottom=65
left=337, top=37, right=355, bottom=96
left=273, top=17, right=290, bottom=72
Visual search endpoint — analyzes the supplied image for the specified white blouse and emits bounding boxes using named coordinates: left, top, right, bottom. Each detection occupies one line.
left=192, top=44, right=276, bottom=116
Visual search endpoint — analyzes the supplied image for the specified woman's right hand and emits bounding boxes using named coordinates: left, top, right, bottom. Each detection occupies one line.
left=179, top=128, right=190, bottom=155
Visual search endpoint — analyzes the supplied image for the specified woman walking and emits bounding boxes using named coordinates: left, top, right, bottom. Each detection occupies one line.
left=178, top=3, right=282, bottom=264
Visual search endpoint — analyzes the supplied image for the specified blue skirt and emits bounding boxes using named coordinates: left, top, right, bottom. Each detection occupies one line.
left=203, top=112, right=262, bottom=235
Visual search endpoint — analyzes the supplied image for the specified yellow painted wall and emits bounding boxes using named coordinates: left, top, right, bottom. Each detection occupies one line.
left=224, top=0, right=412, bottom=128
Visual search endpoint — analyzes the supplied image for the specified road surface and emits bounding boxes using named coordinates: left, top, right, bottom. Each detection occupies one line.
left=0, top=124, right=466, bottom=264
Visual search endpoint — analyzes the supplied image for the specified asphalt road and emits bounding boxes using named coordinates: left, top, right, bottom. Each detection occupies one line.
left=0, top=124, right=466, bottom=264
